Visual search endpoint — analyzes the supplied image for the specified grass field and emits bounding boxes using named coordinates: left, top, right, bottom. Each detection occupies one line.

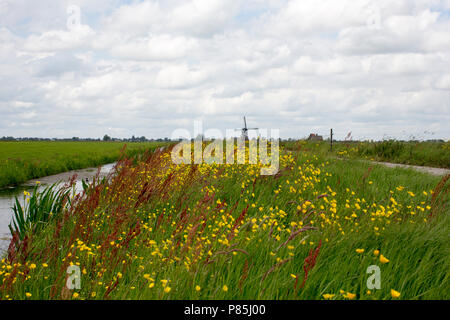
left=0, top=143, right=448, bottom=300
left=0, top=141, right=168, bottom=188
left=283, top=140, right=450, bottom=169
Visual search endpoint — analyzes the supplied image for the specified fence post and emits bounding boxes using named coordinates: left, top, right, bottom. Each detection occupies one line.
left=330, top=129, right=333, bottom=152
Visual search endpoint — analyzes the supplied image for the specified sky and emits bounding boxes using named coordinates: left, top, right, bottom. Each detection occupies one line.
left=0, top=0, right=449, bottom=141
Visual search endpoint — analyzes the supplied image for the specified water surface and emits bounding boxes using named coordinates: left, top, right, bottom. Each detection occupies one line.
left=0, top=163, right=115, bottom=255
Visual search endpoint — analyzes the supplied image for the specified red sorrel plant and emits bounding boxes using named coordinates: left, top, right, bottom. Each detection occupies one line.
left=297, top=240, right=322, bottom=290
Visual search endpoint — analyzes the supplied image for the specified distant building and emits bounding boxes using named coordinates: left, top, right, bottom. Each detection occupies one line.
left=307, top=133, right=323, bottom=141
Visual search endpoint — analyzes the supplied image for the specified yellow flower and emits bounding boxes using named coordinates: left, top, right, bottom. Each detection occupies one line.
left=391, top=289, right=401, bottom=298
left=91, top=292, right=96, bottom=298
left=148, top=282, right=155, bottom=288
left=42, top=263, right=48, bottom=268
left=380, top=254, right=390, bottom=264
left=72, top=292, right=79, bottom=299
left=25, top=292, right=32, bottom=298
left=373, top=249, right=380, bottom=256
left=290, top=274, right=297, bottom=279
left=164, top=287, right=171, bottom=293
left=322, top=294, right=335, bottom=300
left=344, top=292, right=356, bottom=299
left=195, top=285, right=201, bottom=292
left=356, top=249, right=365, bottom=254
left=223, top=285, right=228, bottom=292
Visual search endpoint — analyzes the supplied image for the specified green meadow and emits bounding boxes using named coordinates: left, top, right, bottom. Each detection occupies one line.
left=1, top=143, right=448, bottom=300
left=0, top=141, right=167, bottom=188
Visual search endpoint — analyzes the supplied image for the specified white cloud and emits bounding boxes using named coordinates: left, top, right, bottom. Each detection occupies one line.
left=169, top=0, right=240, bottom=37
left=101, top=1, right=163, bottom=36
left=265, top=0, right=372, bottom=35
left=22, top=25, right=95, bottom=52
left=109, top=35, right=198, bottom=61
left=12, top=101, right=34, bottom=108
left=435, top=74, right=450, bottom=90
left=155, top=64, right=208, bottom=89
left=0, top=0, right=449, bottom=140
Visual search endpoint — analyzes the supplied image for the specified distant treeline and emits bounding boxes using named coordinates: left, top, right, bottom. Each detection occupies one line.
left=0, top=135, right=172, bottom=142
left=1, top=136, right=446, bottom=143
left=286, top=138, right=447, bottom=143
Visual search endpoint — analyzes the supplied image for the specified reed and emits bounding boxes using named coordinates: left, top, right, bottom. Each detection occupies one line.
left=9, top=181, right=73, bottom=243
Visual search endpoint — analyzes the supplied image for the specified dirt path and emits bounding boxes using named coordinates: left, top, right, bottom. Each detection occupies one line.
left=364, top=160, right=449, bottom=176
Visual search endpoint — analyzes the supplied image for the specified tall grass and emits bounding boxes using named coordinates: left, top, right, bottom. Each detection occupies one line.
left=0, top=145, right=448, bottom=300
left=283, top=140, right=450, bottom=168
left=356, top=140, right=450, bottom=167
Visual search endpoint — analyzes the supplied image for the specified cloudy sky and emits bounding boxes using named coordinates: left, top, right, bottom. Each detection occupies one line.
left=1, top=0, right=449, bottom=140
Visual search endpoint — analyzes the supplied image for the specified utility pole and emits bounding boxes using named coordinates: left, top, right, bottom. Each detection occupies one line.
left=330, top=128, right=333, bottom=152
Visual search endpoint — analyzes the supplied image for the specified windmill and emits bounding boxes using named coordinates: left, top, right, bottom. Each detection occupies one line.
left=235, top=116, right=258, bottom=140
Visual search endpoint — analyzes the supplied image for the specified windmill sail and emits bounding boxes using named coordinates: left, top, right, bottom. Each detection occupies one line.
left=237, top=116, right=258, bottom=140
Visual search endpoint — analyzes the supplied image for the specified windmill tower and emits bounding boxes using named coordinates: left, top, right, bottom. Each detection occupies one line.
left=236, top=116, right=258, bottom=140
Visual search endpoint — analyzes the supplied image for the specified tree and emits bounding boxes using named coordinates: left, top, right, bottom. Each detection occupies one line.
left=103, top=134, right=111, bottom=141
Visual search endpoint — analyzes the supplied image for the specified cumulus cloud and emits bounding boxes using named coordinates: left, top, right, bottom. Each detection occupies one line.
left=22, top=25, right=96, bottom=52
left=109, top=35, right=198, bottom=61
left=0, top=0, right=449, bottom=140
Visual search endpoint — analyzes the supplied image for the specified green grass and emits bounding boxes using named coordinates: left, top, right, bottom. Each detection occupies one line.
left=283, top=140, right=450, bottom=169
left=0, top=144, right=448, bottom=300
left=0, top=141, right=168, bottom=188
